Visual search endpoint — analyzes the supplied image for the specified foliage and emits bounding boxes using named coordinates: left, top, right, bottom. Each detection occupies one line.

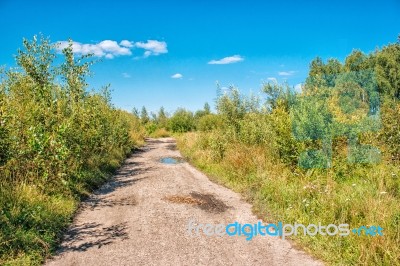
left=156, top=106, right=168, bottom=128
left=216, top=87, right=247, bottom=135
left=0, top=35, right=143, bottom=264
left=177, top=37, right=400, bottom=265
left=140, top=106, right=150, bottom=124
left=197, top=114, right=223, bottom=132
left=168, top=108, right=195, bottom=133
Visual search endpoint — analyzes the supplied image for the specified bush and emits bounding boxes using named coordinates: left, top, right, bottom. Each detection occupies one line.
left=0, top=35, right=143, bottom=264
left=177, top=40, right=400, bottom=265
left=168, top=108, right=195, bottom=133
left=379, top=99, right=400, bottom=162
left=197, top=114, right=223, bottom=132
left=150, top=128, right=170, bottom=138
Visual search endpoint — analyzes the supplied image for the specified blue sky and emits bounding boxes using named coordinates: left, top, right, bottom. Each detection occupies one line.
left=0, top=0, right=399, bottom=114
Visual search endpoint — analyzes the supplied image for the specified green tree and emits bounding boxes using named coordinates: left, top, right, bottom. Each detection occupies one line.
left=194, top=102, right=212, bottom=120
left=132, top=107, right=139, bottom=118
left=373, top=43, right=400, bottom=99
left=16, top=34, right=55, bottom=90
left=168, top=108, right=194, bottom=132
left=216, top=87, right=247, bottom=133
left=140, top=106, right=150, bottom=124
left=344, top=50, right=368, bottom=72
left=306, top=57, right=343, bottom=88
left=204, top=102, right=211, bottom=114
left=263, top=82, right=293, bottom=111
left=157, top=106, right=168, bottom=128
left=59, top=39, right=93, bottom=104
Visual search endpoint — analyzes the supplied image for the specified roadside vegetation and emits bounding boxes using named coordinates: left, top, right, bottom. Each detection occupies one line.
left=132, top=102, right=213, bottom=137
left=1, top=34, right=399, bottom=265
left=0, top=35, right=144, bottom=265
left=174, top=39, right=399, bottom=265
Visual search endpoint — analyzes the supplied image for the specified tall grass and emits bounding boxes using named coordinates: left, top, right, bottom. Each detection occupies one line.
left=0, top=35, right=144, bottom=264
left=176, top=42, right=400, bottom=264
left=177, top=129, right=400, bottom=265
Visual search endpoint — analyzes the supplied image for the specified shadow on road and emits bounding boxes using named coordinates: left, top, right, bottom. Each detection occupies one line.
left=56, top=222, right=129, bottom=252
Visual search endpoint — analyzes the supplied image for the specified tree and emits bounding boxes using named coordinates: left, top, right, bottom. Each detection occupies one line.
left=263, top=82, right=293, bottom=111
left=15, top=34, right=56, bottom=103
left=194, top=102, right=212, bottom=120
left=373, top=43, right=400, bottom=99
left=324, top=58, right=343, bottom=87
left=344, top=50, right=367, bottom=72
left=59, top=39, right=93, bottom=104
left=157, top=106, right=168, bottom=128
left=309, top=56, right=325, bottom=77
left=204, top=102, right=211, bottom=114
left=140, top=106, right=149, bottom=124
left=168, top=108, right=194, bottom=132
left=132, top=107, right=139, bottom=118
left=306, top=57, right=343, bottom=88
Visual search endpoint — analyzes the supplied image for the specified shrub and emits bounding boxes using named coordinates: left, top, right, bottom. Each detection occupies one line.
left=0, top=35, right=143, bottom=264
left=197, top=114, right=223, bottom=132
left=168, top=108, right=195, bottom=133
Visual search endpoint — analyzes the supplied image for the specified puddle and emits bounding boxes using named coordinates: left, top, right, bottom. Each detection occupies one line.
left=160, top=157, right=183, bottom=164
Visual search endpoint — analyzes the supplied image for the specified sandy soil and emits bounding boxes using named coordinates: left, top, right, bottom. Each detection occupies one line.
left=45, top=138, right=323, bottom=266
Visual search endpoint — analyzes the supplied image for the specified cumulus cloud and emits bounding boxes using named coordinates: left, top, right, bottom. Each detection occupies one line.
left=135, top=40, right=168, bottom=57
left=56, top=40, right=131, bottom=59
left=122, top=72, right=131, bottom=78
left=56, top=39, right=168, bottom=59
left=278, top=71, right=296, bottom=76
left=120, top=40, right=134, bottom=48
left=267, top=77, right=278, bottom=83
left=171, top=73, right=183, bottom=79
left=208, top=55, right=244, bottom=65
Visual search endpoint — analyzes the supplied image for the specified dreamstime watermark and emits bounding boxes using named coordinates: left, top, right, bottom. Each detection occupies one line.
left=187, top=219, right=383, bottom=241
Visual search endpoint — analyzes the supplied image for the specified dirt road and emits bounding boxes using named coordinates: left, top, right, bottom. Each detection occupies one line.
left=46, top=138, right=322, bottom=266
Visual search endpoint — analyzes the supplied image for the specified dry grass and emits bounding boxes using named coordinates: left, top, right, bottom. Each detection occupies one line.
left=177, top=131, right=400, bottom=265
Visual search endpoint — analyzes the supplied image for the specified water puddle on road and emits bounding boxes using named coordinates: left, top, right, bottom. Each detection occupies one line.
left=160, top=157, right=183, bottom=164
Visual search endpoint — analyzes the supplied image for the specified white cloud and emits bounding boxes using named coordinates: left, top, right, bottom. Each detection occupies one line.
left=56, top=39, right=168, bottom=59
left=143, top=51, right=152, bottom=57
left=135, top=40, right=168, bottom=57
left=122, top=72, right=131, bottom=78
left=278, top=71, right=296, bottom=76
left=171, top=73, right=183, bottom=79
left=56, top=40, right=131, bottom=59
left=267, top=77, right=277, bottom=83
left=208, top=55, right=244, bottom=65
left=120, top=40, right=134, bottom=48
left=98, top=40, right=131, bottom=55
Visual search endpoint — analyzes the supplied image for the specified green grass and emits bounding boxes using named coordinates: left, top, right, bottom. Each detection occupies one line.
left=149, top=128, right=171, bottom=138
left=177, top=132, right=400, bottom=265
left=0, top=35, right=146, bottom=265
left=0, top=183, right=75, bottom=264
left=0, top=152, right=141, bottom=265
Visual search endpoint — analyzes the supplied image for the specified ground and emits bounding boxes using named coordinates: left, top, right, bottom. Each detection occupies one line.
left=45, top=138, right=322, bottom=266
